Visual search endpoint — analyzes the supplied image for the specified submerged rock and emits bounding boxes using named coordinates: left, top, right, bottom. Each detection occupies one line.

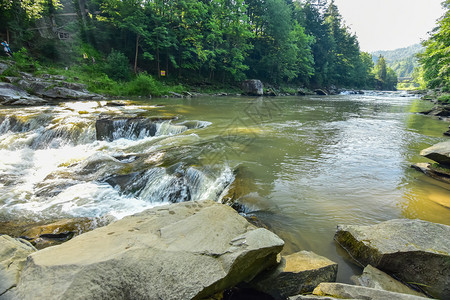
left=420, top=140, right=450, bottom=165
left=250, top=251, right=338, bottom=298
left=351, top=265, right=426, bottom=297
left=0, top=236, right=36, bottom=296
left=242, top=79, right=264, bottom=96
left=14, top=201, right=284, bottom=300
left=334, top=219, right=450, bottom=299
left=312, top=283, right=430, bottom=300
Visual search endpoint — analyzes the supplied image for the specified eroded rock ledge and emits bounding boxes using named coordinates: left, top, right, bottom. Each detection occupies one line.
left=334, top=219, right=450, bottom=299
left=8, top=200, right=284, bottom=300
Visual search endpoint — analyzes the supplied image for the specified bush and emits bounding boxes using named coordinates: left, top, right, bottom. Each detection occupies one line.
left=437, top=94, right=450, bottom=104
left=13, top=47, right=40, bottom=72
left=103, top=49, right=132, bottom=82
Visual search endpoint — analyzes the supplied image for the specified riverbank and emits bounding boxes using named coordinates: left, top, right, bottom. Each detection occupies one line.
left=0, top=56, right=384, bottom=102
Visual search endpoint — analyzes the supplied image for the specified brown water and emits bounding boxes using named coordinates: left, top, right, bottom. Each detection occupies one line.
left=0, top=93, right=449, bottom=282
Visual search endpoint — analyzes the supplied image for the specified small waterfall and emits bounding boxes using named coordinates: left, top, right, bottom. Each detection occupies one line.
left=155, top=122, right=188, bottom=136
left=0, top=102, right=228, bottom=221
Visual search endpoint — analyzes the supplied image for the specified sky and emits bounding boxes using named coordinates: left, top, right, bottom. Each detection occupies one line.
left=332, top=0, right=445, bottom=52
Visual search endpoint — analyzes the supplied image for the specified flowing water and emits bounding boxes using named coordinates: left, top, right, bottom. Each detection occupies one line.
left=0, top=93, right=449, bottom=282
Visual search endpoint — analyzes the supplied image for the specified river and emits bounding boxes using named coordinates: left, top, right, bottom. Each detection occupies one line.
left=0, top=93, right=449, bottom=282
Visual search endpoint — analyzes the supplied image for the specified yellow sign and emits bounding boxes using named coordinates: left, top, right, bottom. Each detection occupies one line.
left=160, top=70, right=166, bottom=76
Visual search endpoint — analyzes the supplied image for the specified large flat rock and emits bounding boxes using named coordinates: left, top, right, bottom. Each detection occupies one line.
left=335, top=219, right=450, bottom=299
left=0, top=82, right=47, bottom=105
left=0, top=236, right=36, bottom=296
left=14, top=201, right=284, bottom=300
left=420, top=140, right=450, bottom=165
left=312, top=283, right=431, bottom=300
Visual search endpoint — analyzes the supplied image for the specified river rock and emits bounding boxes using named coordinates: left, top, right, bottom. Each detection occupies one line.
left=0, top=82, right=47, bottom=105
left=242, top=79, right=264, bottom=96
left=334, top=219, right=450, bottom=299
left=420, top=140, right=450, bottom=165
left=422, top=106, right=450, bottom=117
left=314, top=89, right=328, bottom=95
left=312, top=283, right=430, bottom=300
left=250, top=251, right=338, bottom=298
left=0, top=62, right=8, bottom=74
left=16, top=77, right=103, bottom=100
left=411, top=162, right=450, bottom=186
left=14, top=200, right=284, bottom=300
left=290, top=296, right=357, bottom=300
left=0, top=235, right=36, bottom=296
left=351, top=265, right=426, bottom=297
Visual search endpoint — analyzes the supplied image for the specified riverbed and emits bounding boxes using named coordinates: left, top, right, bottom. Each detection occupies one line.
left=0, top=93, right=449, bottom=282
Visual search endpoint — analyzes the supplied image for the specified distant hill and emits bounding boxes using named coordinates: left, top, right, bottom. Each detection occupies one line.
left=371, top=44, right=423, bottom=78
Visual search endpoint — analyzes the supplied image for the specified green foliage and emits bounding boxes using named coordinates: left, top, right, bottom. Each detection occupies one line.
left=419, top=1, right=450, bottom=90
left=119, top=73, right=184, bottom=96
left=11, top=47, right=40, bottom=72
left=103, top=49, right=132, bottom=81
left=373, top=55, right=397, bottom=90
left=1, top=0, right=387, bottom=90
left=438, top=94, right=450, bottom=104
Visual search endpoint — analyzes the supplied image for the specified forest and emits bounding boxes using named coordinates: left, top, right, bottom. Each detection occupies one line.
left=418, top=0, right=450, bottom=93
left=1, top=0, right=398, bottom=93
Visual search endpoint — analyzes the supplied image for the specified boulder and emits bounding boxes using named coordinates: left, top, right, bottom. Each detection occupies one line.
left=16, top=78, right=103, bottom=100
left=351, top=265, right=426, bottom=297
left=420, top=140, right=450, bottom=165
left=242, top=79, right=264, bottom=96
left=412, top=162, right=450, bottom=186
left=0, top=62, right=8, bottom=74
left=0, top=235, right=36, bottom=296
left=14, top=201, right=284, bottom=300
left=420, top=106, right=450, bottom=117
left=314, top=89, right=328, bottom=96
left=312, top=283, right=430, bottom=300
left=250, top=251, right=338, bottom=298
left=335, top=219, right=450, bottom=299
left=0, top=82, right=47, bottom=106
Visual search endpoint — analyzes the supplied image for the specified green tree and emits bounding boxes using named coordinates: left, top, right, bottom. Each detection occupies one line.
left=374, top=55, right=397, bottom=90
left=418, top=0, right=450, bottom=90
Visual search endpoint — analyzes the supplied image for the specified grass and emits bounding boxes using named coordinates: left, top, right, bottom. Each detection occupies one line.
left=2, top=54, right=188, bottom=97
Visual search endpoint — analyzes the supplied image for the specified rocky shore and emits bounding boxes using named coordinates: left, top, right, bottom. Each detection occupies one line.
left=412, top=140, right=450, bottom=197
left=1, top=200, right=449, bottom=300
left=1, top=62, right=375, bottom=106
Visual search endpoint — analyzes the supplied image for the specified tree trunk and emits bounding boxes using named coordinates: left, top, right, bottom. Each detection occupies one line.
left=6, top=28, right=9, bottom=43
left=134, top=34, right=140, bottom=74
left=156, top=45, right=160, bottom=79
left=166, top=52, right=169, bottom=77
